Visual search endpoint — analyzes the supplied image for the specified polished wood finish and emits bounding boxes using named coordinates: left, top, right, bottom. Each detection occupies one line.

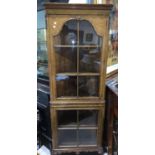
left=45, top=3, right=113, bottom=16
left=45, top=3, right=112, bottom=155
left=47, top=15, right=109, bottom=101
left=45, top=3, right=113, bottom=10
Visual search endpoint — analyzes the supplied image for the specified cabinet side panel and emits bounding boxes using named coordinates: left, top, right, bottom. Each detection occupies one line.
left=46, top=16, right=57, bottom=100
left=51, top=107, right=58, bottom=149
left=97, top=106, right=105, bottom=146
left=100, top=18, right=110, bottom=99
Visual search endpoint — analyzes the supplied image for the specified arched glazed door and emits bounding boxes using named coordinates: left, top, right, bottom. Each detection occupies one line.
left=49, top=18, right=107, bottom=99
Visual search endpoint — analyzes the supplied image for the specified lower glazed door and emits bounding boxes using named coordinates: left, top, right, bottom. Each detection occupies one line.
left=52, top=108, right=103, bottom=148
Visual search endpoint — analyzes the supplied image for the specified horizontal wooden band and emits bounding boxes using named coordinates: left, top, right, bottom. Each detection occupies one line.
left=45, top=3, right=113, bottom=11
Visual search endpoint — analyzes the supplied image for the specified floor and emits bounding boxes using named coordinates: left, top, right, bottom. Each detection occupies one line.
left=37, top=145, right=110, bottom=155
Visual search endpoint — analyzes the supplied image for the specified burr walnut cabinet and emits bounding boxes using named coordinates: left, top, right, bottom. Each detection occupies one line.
left=45, top=3, right=113, bottom=155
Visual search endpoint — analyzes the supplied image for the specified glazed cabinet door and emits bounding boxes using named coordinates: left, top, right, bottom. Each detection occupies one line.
left=46, top=15, right=108, bottom=100
left=51, top=108, right=104, bottom=148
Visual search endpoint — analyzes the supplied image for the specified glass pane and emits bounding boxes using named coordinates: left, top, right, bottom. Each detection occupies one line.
left=79, top=47, right=101, bottom=72
left=79, top=110, right=98, bottom=126
left=79, top=129, right=97, bottom=145
left=55, top=47, right=77, bottom=73
left=79, top=76, right=99, bottom=96
left=54, top=20, right=77, bottom=45
left=56, top=75, right=77, bottom=97
left=79, top=20, right=102, bottom=46
left=58, top=129, right=77, bottom=146
left=57, top=110, right=77, bottom=127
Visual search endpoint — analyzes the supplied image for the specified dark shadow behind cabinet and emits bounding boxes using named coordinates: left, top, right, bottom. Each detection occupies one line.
left=37, top=81, right=52, bottom=150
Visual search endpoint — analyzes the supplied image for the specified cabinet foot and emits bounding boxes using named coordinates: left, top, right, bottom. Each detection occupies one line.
left=98, top=147, right=103, bottom=155
left=52, top=150, right=57, bottom=155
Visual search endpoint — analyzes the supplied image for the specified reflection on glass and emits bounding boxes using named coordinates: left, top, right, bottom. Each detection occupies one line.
left=79, top=110, right=98, bottom=126
left=79, top=47, right=101, bottom=72
left=53, top=20, right=102, bottom=98
left=79, top=76, right=99, bottom=96
left=58, top=110, right=77, bottom=127
left=37, top=29, right=48, bottom=77
left=79, top=129, right=97, bottom=145
left=55, top=47, right=77, bottom=72
left=79, top=20, right=102, bottom=46
left=56, top=110, right=99, bottom=146
left=58, top=129, right=77, bottom=146
left=56, top=75, right=77, bottom=97
left=54, top=20, right=77, bottom=45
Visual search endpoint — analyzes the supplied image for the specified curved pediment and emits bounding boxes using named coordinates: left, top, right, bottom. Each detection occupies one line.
left=54, top=19, right=103, bottom=46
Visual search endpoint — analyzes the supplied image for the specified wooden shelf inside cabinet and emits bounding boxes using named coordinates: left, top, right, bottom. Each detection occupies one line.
left=58, top=127, right=98, bottom=130
left=56, top=73, right=100, bottom=76
left=54, top=45, right=101, bottom=48
left=45, top=3, right=113, bottom=155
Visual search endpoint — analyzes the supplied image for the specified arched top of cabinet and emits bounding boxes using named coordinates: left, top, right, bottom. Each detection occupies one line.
left=45, top=3, right=113, bottom=15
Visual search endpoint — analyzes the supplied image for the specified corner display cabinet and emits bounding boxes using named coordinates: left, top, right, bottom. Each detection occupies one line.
left=45, top=3, right=113, bottom=155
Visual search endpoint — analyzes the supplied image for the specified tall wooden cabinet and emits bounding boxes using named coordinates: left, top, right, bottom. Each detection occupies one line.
left=45, top=3, right=113, bottom=155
